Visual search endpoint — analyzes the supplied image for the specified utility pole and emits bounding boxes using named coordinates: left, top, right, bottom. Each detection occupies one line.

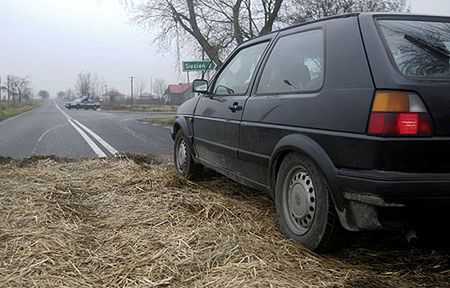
left=104, top=84, right=108, bottom=101
left=150, top=77, right=153, bottom=95
left=130, top=76, right=134, bottom=104
left=7, top=75, right=10, bottom=103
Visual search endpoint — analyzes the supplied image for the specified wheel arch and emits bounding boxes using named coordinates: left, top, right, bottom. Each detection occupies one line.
left=269, top=134, right=349, bottom=224
left=172, top=116, right=197, bottom=158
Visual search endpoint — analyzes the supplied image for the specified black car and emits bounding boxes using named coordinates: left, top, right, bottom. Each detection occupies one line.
left=65, top=97, right=100, bottom=110
left=172, top=13, right=450, bottom=252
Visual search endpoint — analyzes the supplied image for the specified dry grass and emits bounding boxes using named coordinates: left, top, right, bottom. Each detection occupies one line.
left=101, top=103, right=177, bottom=113
left=140, top=118, right=175, bottom=127
left=0, top=156, right=448, bottom=287
left=0, top=100, right=43, bottom=121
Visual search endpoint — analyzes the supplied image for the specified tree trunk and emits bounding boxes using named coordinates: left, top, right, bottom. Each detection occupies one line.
left=170, top=0, right=224, bottom=67
left=260, top=0, right=283, bottom=35
left=233, top=0, right=245, bottom=45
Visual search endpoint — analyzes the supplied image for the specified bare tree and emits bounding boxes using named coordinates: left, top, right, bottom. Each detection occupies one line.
left=136, top=79, right=147, bottom=97
left=151, top=78, right=167, bottom=103
left=106, top=88, right=123, bottom=103
left=284, top=0, right=409, bottom=23
left=38, top=90, right=50, bottom=100
left=75, top=72, right=101, bottom=100
left=129, top=0, right=283, bottom=66
left=57, top=91, right=66, bottom=99
left=8, top=76, right=32, bottom=103
left=65, top=88, right=75, bottom=100
left=128, top=0, right=409, bottom=66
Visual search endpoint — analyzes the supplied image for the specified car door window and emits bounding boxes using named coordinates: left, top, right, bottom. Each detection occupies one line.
left=257, top=29, right=324, bottom=94
left=213, top=42, right=268, bottom=95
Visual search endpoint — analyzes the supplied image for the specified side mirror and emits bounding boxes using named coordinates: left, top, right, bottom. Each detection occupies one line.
left=192, top=79, right=209, bottom=93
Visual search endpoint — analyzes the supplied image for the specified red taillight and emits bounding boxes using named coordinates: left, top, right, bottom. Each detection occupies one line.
left=368, top=92, right=433, bottom=137
left=398, top=113, right=418, bottom=135
left=418, top=114, right=433, bottom=135
left=368, top=113, right=391, bottom=135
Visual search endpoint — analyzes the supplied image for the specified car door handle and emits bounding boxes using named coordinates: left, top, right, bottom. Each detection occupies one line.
left=228, top=102, right=243, bottom=113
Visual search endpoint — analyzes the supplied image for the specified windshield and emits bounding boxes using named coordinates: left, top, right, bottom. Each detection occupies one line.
left=378, top=19, right=450, bottom=78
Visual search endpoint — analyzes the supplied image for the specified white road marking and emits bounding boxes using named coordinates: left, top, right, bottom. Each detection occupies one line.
left=54, top=101, right=71, bottom=119
left=68, top=119, right=107, bottom=158
left=54, top=100, right=118, bottom=157
left=71, top=119, right=119, bottom=155
left=32, top=123, right=66, bottom=154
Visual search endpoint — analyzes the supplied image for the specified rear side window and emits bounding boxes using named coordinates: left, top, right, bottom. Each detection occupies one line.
left=378, top=19, right=450, bottom=78
left=257, top=29, right=324, bottom=95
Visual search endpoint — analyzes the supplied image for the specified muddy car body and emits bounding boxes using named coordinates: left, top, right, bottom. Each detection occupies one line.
left=172, top=13, right=450, bottom=251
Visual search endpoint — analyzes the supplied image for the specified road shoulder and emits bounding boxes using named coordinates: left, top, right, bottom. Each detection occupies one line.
left=0, top=100, right=46, bottom=126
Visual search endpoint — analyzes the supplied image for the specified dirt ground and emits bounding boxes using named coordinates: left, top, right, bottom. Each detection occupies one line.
left=0, top=156, right=448, bottom=287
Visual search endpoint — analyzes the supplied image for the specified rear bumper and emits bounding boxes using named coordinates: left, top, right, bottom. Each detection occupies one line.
left=337, top=169, right=450, bottom=202
left=335, top=168, right=450, bottom=231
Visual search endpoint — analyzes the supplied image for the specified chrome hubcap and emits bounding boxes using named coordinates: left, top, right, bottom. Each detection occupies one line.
left=284, top=168, right=316, bottom=235
left=176, top=139, right=187, bottom=171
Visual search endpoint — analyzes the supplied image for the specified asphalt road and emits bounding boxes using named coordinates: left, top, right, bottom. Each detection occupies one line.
left=0, top=100, right=174, bottom=159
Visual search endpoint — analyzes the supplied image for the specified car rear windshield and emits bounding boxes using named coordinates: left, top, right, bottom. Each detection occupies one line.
left=378, top=19, right=450, bottom=78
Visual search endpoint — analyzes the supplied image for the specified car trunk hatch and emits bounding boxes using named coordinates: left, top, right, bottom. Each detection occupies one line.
left=376, top=18, right=450, bottom=135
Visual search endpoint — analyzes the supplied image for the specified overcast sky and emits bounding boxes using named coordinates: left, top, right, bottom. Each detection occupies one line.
left=0, top=0, right=449, bottom=96
left=0, top=0, right=184, bottom=96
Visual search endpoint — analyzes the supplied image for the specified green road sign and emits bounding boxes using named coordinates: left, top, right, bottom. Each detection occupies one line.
left=182, top=61, right=217, bottom=72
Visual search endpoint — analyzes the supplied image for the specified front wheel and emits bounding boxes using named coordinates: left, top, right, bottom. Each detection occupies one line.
left=174, top=130, right=203, bottom=179
left=275, top=153, right=343, bottom=252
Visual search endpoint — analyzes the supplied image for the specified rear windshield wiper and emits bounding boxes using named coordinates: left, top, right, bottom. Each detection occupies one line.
left=404, top=34, right=450, bottom=60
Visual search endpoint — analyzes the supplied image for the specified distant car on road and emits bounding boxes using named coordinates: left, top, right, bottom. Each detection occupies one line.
left=65, top=97, right=100, bottom=110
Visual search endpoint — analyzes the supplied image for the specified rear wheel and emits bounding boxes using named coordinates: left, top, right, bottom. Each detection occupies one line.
left=275, top=153, right=343, bottom=252
left=174, top=130, right=203, bottom=179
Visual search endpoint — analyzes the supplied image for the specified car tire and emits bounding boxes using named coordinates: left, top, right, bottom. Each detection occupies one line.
left=174, top=130, right=203, bottom=179
left=275, top=153, right=343, bottom=252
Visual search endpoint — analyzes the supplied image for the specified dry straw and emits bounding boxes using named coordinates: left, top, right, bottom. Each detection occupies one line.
left=0, top=156, right=448, bottom=287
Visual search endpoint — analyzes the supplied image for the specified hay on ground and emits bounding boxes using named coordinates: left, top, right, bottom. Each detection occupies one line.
left=0, top=157, right=448, bottom=287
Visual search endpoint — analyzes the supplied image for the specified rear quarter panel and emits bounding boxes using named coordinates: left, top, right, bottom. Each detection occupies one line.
left=358, top=14, right=450, bottom=172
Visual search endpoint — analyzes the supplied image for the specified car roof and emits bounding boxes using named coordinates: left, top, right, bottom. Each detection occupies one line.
left=359, top=12, right=450, bottom=18
left=72, top=98, right=86, bottom=103
left=244, top=12, right=450, bottom=45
